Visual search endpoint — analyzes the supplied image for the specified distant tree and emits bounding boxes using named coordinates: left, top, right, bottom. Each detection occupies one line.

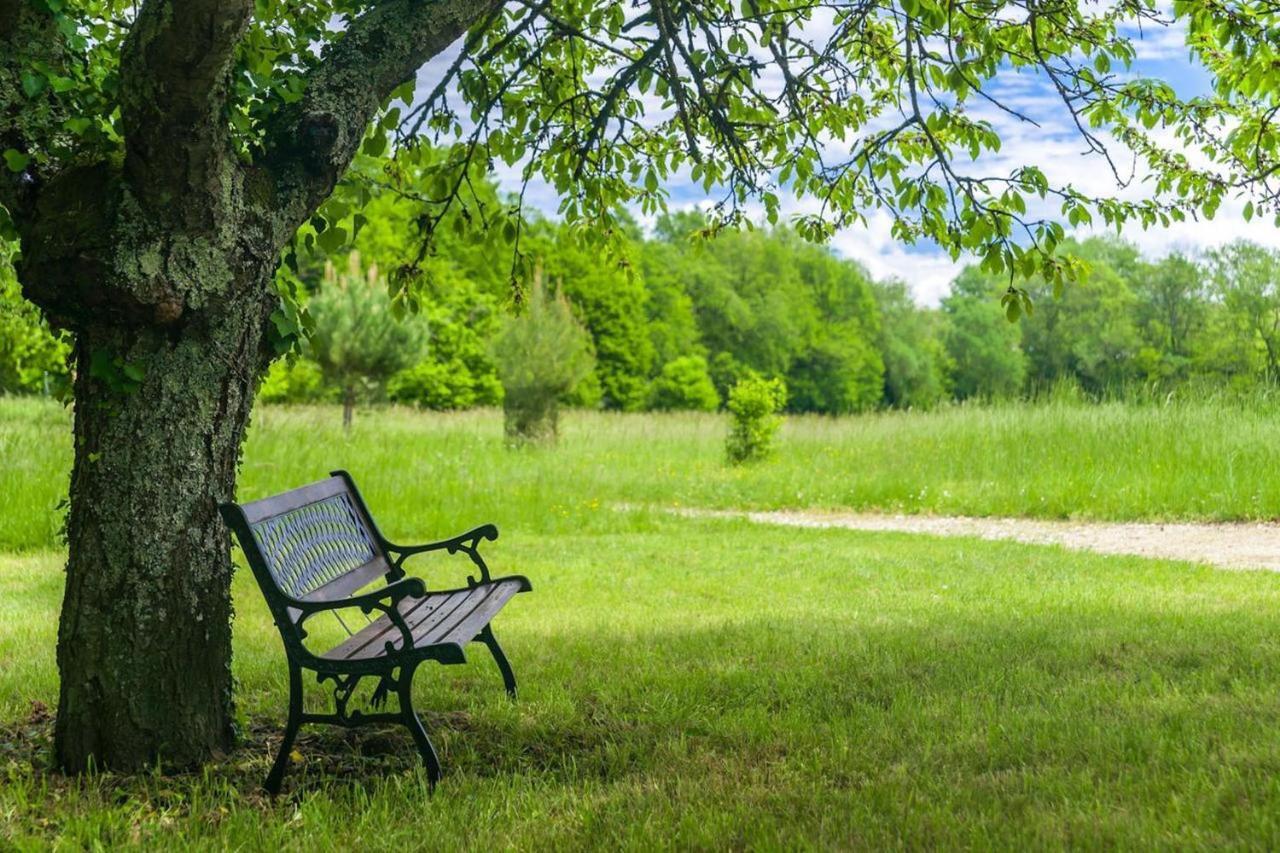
left=257, top=357, right=327, bottom=404
left=637, top=239, right=708, bottom=368
left=786, top=336, right=883, bottom=414
left=307, top=254, right=427, bottom=429
left=649, top=355, right=720, bottom=412
left=0, top=251, right=67, bottom=395
left=532, top=224, right=654, bottom=411
left=492, top=273, right=594, bottom=444
left=1018, top=239, right=1142, bottom=394
left=943, top=271, right=1027, bottom=400
left=1132, top=253, right=1206, bottom=382
left=872, top=279, right=946, bottom=409
left=387, top=270, right=503, bottom=410
left=1207, top=241, right=1280, bottom=381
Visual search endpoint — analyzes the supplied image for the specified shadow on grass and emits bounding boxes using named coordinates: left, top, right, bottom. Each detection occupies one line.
left=7, top=597, right=1280, bottom=816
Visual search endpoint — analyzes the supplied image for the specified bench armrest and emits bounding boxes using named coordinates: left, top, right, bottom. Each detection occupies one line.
left=289, top=577, right=426, bottom=654
left=385, top=524, right=498, bottom=585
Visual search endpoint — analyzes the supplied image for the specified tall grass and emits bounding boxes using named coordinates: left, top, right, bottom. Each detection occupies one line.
left=3, top=392, right=1280, bottom=552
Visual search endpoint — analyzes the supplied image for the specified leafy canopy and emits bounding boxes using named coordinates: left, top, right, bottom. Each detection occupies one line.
left=4, top=0, right=1280, bottom=305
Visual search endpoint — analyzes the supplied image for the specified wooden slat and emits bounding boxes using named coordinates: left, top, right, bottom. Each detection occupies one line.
left=424, top=581, right=522, bottom=646
left=404, top=587, right=487, bottom=646
left=319, top=581, right=523, bottom=662
left=240, top=476, right=349, bottom=524
left=299, top=557, right=391, bottom=604
left=322, top=590, right=463, bottom=661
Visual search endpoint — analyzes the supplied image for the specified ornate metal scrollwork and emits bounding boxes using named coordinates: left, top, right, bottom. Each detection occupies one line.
left=316, top=668, right=403, bottom=725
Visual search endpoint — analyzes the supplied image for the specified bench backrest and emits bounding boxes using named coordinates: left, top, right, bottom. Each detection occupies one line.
left=220, top=472, right=395, bottom=629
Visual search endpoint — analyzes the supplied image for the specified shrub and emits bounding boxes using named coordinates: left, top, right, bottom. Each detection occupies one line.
left=387, top=359, right=502, bottom=410
left=491, top=274, right=594, bottom=444
left=725, top=376, right=787, bottom=464
left=0, top=252, right=69, bottom=396
left=306, top=253, right=427, bottom=428
left=257, top=357, right=329, bottom=404
left=649, top=356, right=720, bottom=411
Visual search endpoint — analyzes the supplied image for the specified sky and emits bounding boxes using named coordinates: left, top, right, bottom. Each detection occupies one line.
left=417, top=10, right=1273, bottom=307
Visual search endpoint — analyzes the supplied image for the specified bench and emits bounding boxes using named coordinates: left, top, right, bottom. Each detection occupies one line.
left=219, top=470, right=531, bottom=794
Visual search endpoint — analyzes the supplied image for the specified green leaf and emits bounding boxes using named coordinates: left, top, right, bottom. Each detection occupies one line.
left=2, top=150, right=30, bottom=173
left=20, top=73, right=46, bottom=99
left=316, top=225, right=348, bottom=255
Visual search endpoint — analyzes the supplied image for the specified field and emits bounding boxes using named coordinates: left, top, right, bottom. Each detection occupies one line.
left=4, top=398, right=1280, bottom=847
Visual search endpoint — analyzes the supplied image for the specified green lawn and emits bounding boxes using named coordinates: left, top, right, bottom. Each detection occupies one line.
left=5, top=399, right=1280, bottom=847
left=5, top=521, right=1280, bottom=847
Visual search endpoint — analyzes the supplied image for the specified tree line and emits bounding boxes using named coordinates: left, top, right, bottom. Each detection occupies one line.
left=6, top=205, right=1280, bottom=413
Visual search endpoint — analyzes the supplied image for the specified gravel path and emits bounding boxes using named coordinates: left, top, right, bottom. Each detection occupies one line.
left=675, top=508, right=1280, bottom=572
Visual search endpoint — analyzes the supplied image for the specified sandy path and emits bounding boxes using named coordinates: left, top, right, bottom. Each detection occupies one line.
left=674, top=508, right=1280, bottom=572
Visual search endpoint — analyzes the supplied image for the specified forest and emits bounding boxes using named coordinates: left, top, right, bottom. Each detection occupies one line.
left=4, top=170, right=1280, bottom=415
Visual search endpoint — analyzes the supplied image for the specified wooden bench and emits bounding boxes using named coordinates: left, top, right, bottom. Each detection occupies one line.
left=219, top=470, right=531, bottom=794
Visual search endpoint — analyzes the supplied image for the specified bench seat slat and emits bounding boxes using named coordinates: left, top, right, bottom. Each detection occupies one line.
left=420, top=583, right=516, bottom=646
left=321, top=579, right=524, bottom=662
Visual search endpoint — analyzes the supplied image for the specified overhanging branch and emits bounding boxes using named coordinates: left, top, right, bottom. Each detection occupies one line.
left=262, top=0, right=503, bottom=239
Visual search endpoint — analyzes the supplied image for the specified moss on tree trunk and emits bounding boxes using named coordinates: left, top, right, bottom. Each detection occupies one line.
left=53, top=294, right=266, bottom=771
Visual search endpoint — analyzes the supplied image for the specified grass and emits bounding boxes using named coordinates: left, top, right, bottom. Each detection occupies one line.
left=5, top=394, right=1280, bottom=554
left=5, top=522, right=1280, bottom=847
left=5, top=397, right=1280, bottom=846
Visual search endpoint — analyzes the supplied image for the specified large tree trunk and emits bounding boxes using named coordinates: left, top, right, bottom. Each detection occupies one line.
left=54, top=298, right=267, bottom=770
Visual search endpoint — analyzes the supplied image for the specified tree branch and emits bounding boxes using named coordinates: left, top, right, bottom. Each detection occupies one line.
left=119, top=0, right=253, bottom=220
left=263, top=0, right=502, bottom=239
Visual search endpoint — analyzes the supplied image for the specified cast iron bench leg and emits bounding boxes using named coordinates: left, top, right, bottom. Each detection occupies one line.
left=397, top=662, right=442, bottom=786
left=265, top=663, right=303, bottom=796
left=477, top=624, right=517, bottom=698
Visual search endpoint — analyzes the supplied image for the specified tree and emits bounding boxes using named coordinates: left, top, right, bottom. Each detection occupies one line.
left=1019, top=240, right=1142, bottom=395
left=492, top=274, right=594, bottom=443
left=1207, top=241, right=1280, bottom=382
left=0, top=247, right=68, bottom=395
left=942, top=270, right=1027, bottom=400
left=307, top=255, right=427, bottom=428
left=2, top=0, right=1273, bottom=773
left=1132, top=253, right=1206, bottom=383
left=532, top=223, right=655, bottom=411
left=872, top=279, right=946, bottom=410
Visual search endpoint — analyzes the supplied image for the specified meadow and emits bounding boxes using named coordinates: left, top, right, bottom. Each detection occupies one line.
left=4, top=397, right=1280, bottom=847
left=7, top=392, right=1280, bottom=554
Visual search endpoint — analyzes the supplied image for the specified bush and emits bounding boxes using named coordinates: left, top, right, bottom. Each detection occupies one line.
left=257, top=357, right=329, bottom=404
left=0, top=252, right=69, bottom=396
left=649, top=356, right=720, bottom=411
left=387, top=359, right=502, bottom=410
left=307, top=253, right=428, bottom=428
left=386, top=270, right=503, bottom=410
left=725, top=376, right=787, bottom=464
left=492, top=275, right=594, bottom=444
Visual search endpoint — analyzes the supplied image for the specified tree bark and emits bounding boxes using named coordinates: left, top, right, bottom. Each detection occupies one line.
left=54, top=286, right=268, bottom=771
